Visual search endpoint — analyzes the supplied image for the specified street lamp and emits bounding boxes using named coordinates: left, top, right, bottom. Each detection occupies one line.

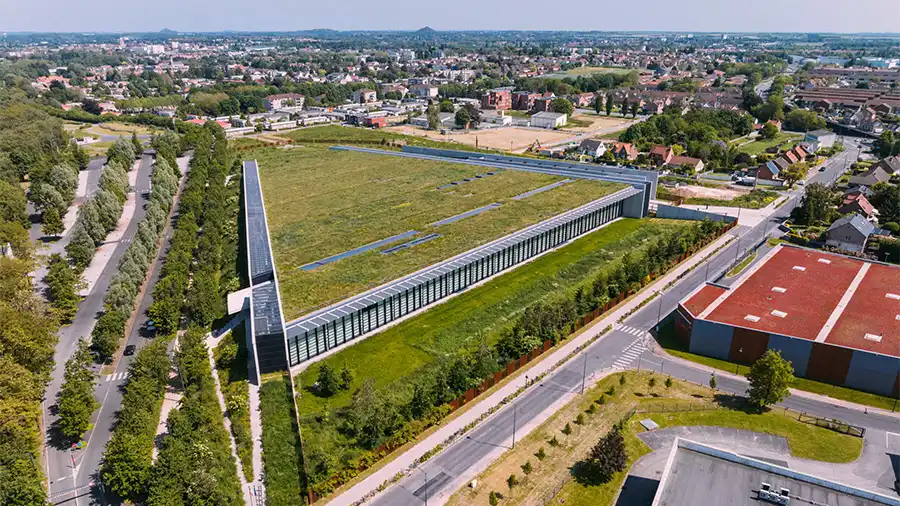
left=511, top=402, right=518, bottom=449
left=416, top=467, right=428, bottom=506
left=580, top=352, right=588, bottom=394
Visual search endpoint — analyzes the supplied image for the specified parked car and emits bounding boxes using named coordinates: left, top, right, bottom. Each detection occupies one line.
left=124, top=345, right=136, bottom=356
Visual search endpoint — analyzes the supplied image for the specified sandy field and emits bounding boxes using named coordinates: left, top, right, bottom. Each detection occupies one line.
left=385, top=125, right=573, bottom=152
left=669, top=184, right=747, bottom=200
left=565, top=113, right=633, bottom=133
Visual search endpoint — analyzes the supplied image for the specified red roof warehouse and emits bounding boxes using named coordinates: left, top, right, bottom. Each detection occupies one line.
left=676, top=245, right=900, bottom=396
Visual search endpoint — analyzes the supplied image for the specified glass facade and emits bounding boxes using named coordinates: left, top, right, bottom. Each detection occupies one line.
left=286, top=194, right=630, bottom=366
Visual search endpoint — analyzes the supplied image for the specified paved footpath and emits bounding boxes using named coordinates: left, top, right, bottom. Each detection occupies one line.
left=328, top=232, right=736, bottom=506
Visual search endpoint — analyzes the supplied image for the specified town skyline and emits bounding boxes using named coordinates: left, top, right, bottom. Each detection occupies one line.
left=3, top=0, right=900, bottom=34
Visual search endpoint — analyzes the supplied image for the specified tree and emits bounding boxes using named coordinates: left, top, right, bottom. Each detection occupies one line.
left=339, top=363, right=354, bottom=390
left=131, top=132, right=143, bottom=156
left=550, top=97, right=574, bottom=117
left=709, top=373, right=717, bottom=390
left=781, top=162, right=809, bottom=188
left=0, top=180, right=28, bottom=226
left=82, top=98, right=103, bottom=115
left=45, top=253, right=81, bottom=320
left=605, top=94, right=613, bottom=116
left=42, top=206, right=64, bottom=237
left=66, top=221, right=96, bottom=270
left=454, top=107, right=470, bottom=129
left=316, top=363, right=342, bottom=396
left=426, top=105, right=440, bottom=131
left=57, top=338, right=99, bottom=440
left=438, top=99, right=454, bottom=113
left=791, top=182, right=836, bottom=225
left=665, top=377, right=673, bottom=389
left=784, top=109, right=825, bottom=132
left=630, top=102, right=639, bottom=118
left=746, top=350, right=795, bottom=410
left=760, top=122, right=778, bottom=139
left=871, top=182, right=900, bottom=224
left=593, top=95, right=603, bottom=115
left=584, top=425, right=627, bottom=483
left=106, top=137, right=136, bottom=169
left=621, top=97, right=629, bottom=117
left=648, top=376, right=656, bottom=392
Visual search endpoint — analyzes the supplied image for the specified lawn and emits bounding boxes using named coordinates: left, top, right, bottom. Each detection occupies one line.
left=213, top=322, right=253, bottom=481
left=255, top=144, right=621, bottom=318
left=656, top=323, right=900, bottom=412
left=277, top=124, right=489, bottom=152
left=259, top=373, right=306, bottom=506
left=736, top=132, right=803, bottom=156
left=565, top=116, right=594, bottom=128
left=680, top=189, right=780, bottom=209
left=448, top=370, right=862, bottom=506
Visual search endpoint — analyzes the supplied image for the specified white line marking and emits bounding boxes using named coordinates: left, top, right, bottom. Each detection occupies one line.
left=816, top=263, right=870, bottom=343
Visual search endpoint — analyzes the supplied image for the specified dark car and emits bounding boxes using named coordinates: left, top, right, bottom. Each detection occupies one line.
left=124, top=345, right=136, bottom=356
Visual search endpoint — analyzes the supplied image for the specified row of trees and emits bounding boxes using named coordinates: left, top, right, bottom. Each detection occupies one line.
left=65, top=160, right=130, bottom=270
left=306, top=219, right=730, bottom=495
left=56, top=338, right=99, bottom=440
left=620, top=108, right=754, bottom=159
left=44, top=252, right=84, bottom=321
left=90, top=157, right=180, bottom=361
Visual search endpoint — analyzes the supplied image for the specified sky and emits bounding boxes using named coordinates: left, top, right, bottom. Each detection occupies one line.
left=2, top=0, right=899, bottom=34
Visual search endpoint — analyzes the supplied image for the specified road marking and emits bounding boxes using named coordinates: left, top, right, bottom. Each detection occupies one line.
left=105, top=372, right=128, bottom=382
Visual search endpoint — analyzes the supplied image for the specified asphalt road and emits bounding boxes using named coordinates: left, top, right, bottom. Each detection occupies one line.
left=44, top=154, right=155, bottom=505
left=371, top=138, right=877, bottom=506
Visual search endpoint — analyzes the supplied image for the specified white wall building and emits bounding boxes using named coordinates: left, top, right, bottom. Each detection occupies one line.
left=530, top=111, right=567, bottom=129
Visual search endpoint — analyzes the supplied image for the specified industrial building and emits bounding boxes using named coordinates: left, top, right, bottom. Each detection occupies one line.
left=676, top=244, right=900, bottom=396
left=652, top=439, right=900, bottom=506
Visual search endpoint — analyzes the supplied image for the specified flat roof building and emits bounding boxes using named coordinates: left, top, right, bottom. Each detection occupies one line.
left=653, top=439, right=900, bottom=506
left=676, top=244, right=900, bottom=396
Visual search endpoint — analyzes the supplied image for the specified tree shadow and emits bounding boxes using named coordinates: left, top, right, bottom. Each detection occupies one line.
left=570, top=461, right=613, bottom=487
left=713, top=393, right=763, bottom=414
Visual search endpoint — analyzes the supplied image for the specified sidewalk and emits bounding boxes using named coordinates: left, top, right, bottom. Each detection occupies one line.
left=328, top=231, right=736, bottom=506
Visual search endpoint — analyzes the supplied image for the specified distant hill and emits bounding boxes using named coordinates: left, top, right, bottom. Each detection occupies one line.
left=159, top=28, right=178, bottom=34
left=416, top=26, right=438, bottom=36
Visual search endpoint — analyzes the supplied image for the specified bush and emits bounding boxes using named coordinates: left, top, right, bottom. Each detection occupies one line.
left=583, top=425, right=627, bottom=483
left=586, top=403, right=597, bottom=414
left=562, top=423, right=572, bottom=435
left=596, top=394, right=606, bottom=405
left=506, top=474, right=518, bottom=490
left=536, top=447, right=546, bottom=460
left=548, top=436, right=560, bottom=447
left=884, top=222, right=900, bottom=234
left=575, top=413, right=585, bottom=425
left=521, top=461, right=532, bottom=475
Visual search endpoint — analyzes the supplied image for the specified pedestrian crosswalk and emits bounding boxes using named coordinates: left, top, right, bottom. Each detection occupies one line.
left=616, top=323, right=645, bottom=337
left=612, top=333, right=647, bottom=370
left=105, top=371, right=128, bottom=382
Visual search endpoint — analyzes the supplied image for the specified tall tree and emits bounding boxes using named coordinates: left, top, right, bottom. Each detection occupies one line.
left=605, top=94, right=613, bottom=116
left=593, top=95, right=603, bottom=115
left=584, top=424, right=627, bottom=482
left=426, top=105, right=440, bottom=131
left=746, top=350, right=795, bottom=410
left=57, top=338, right=99, bottom=439
left=131, top=132, right=143, bottom=156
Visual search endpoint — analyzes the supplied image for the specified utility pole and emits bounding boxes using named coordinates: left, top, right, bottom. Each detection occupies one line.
left=416, top=468, right=428, bottom=506
left=512, top=402, right=517, bottom=449
left=580, top=352, right=588, bottom=394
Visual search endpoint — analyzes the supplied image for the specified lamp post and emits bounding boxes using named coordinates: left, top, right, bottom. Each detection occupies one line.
left=416, top=467, right=428, bottom=506
left=581, top=352, right=588, bottom=394
left=512, top=402, right=517, bottom=449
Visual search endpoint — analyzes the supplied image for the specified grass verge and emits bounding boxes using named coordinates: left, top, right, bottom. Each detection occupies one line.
left=259, top=373, right=306, bottom=505
left=213, top=322, right=253, bottom=481
left=726, top=251, right=757, bottom=277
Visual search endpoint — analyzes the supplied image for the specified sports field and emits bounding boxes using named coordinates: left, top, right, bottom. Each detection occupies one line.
left=254, top=144, right=622, bottom=318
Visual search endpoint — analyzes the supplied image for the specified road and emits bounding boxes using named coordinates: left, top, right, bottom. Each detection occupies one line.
left=370, top=138, right=876, bottom=506
left=43, top=155, right=191, bottom=506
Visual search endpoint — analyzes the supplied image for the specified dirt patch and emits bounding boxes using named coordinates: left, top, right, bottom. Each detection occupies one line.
left=385, top=125, right=572, bottom=153
left=669, top=185, right=747, bottom=200
left=564, top=114, right=633, bottom=133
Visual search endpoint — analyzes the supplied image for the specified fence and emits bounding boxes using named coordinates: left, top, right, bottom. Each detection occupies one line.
left=797, top=412, right=866, bottom=438
left=635, top=402, right=721, bottom=414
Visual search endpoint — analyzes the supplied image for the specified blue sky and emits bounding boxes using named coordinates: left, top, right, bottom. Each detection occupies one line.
left=2, top=0, right=899, bottom=33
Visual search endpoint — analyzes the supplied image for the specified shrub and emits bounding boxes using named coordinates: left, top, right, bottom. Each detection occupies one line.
left=536, top=447, right=546, bottom=460
left=575, top=413, right=585, bottom=425
left=665, top=377, right=673, bottom=389
left=596, top=394, right=606, bottom=405
left=586, top=403, right=597, bottom=414
left=562, top=423, right=572, bottom=435
left=607, top=385, right=616, bottom=396
left=548, top=436, right=560, bottom=447
left=507, top=474, right=518, bottom=490
left=619, top=374, right=626, bottom=386
left=521, top=461, right=532, bottom=475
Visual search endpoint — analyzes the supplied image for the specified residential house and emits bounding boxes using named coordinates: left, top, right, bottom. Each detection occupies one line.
left=789, top=145, right=809, bottom=162
left=804, top=130, right=837, bottom=149
left=530, top=111, right=567, bottom=129
left=578, top=139, right=607, bottom=157
left=362, top=116, right=387, bottom=128
left=512, top=91, right=540, bottom=111
left=649, top=145, right=673, bottom=166
left=643, top=101, right=664, bottom=115
left=668, top=156, right=705, bottom=173
left=410, top=112, right=454, bottom=128
left=873, top=155, right=900, bottom=175
left=352, top=88, right=378, bottom=104
left=610, top=142, right=639, bottom=161
left=772, top=156, right=791, bottom=174
left=533, top=96, right=554, bottom=113
left=782, top=150, right=800, bottom=165
left=410, top=84, right=439, bottom=99
left=825, top=214, right=876, bottom=252
left=757, top=160, right=781, bottom=181
left=837, top=193, right=876, bottom=219
left=571, top=92, right=595, bottom=108
left=264, top=93, right=305, bottom=111
left=873, top=103, right=893, bottom=116
left=848, top=166, right=892, bottom=187
left=481, top=88, right=512, bottom=110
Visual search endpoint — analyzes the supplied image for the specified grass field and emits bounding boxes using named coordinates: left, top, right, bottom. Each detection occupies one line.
left=727, top=251, right=757, bottom=277
left=448, top=371, right=862, bottom=506
left=255, top=144, right=621, bottom=318
left=659, top=188, right=780, bottom=209
left=259, top=373, right=306, bottom=505
left=736, top=132, right=803, bottom=156
left=657, top=323, right=900, bottom=412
